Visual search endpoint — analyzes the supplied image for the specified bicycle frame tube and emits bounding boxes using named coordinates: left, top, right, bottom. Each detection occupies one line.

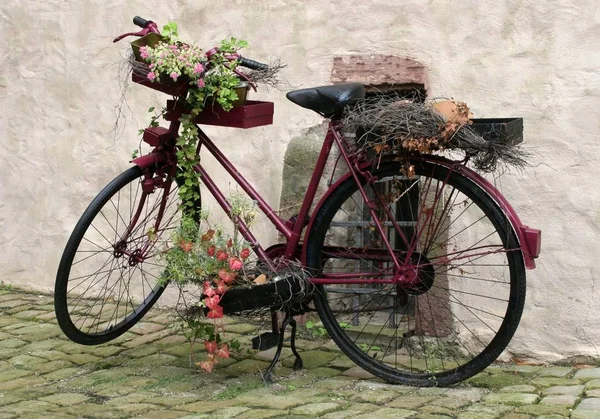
left=195, top=124, right=419, bottom=286
left=193, top=123, right=337, bottom=261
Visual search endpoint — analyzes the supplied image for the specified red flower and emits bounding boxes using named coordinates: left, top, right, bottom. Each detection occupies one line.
left=207, top=305, right=224, bottom=319
left=207, top=245, right=215, bottom=257
left=216, top=344, right=230, bottom=359
left=227, top=238, right=233, bottom=248
left=205, top=294, right=221, bottom=310
left=240, top=248, right=250, bottom=259
left=199, top=359, right=215, bottom=373
left=218, top=269, right=234, bottom=284
left=201, top=229, right=215, bottom=242
left=180, top=241, right=193, bottom=253
left=215, top=280, right=229, bottom=294
left=216, top=250, right=228, bottom=261
left=229, top=257, right=243, bottom=271
left=204, top=340, right=218, bottom=354
left=203, top=281, right=215, bottom=297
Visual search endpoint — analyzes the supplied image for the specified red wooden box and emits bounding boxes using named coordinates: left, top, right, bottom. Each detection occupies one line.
left=165, top=100, right=274, bottom=129
left=132, top=72, right=190, bottom=96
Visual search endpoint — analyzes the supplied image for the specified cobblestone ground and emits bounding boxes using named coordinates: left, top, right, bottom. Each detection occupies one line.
left=1, top=288, right=599, bottom=418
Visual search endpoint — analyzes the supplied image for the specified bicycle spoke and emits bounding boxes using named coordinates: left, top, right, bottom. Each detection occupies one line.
left=309, top=160, right=524, bottom=384
left=59, top=167, right=184, bottom=340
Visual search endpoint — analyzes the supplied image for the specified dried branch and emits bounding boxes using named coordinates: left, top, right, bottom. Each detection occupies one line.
left=243, top=58, right=288, bottom=88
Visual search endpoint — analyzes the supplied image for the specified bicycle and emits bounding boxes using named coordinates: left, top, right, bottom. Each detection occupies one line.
left=54, top=16, right=542, bottom=386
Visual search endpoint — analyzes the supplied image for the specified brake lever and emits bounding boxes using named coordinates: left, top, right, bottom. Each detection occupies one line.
left=112, top=22, right=161, bottom=43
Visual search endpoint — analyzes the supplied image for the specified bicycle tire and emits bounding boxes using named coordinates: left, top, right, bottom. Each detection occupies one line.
left=306, top=159, right=526, bottom=386
left=55, top=165, right=193, bottom=345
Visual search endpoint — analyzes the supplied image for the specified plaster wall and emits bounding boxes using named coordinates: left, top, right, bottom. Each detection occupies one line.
left=1, top=0, right=598, bottom=361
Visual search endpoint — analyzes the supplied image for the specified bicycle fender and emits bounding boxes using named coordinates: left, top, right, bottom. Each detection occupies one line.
left=426, top=157, right=540, bottom=270
left=131, top=152, right=167, bottom=169
left=302, top=156, right=540, bottom=270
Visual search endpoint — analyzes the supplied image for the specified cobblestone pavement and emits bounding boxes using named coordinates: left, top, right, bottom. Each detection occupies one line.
left=1, top=288, right=599, bottom=418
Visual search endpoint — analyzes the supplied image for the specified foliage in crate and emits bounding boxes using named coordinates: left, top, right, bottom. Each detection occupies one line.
left=342, top=96, right=528, bottom=172
left=129, top=22, right=252, bottom=216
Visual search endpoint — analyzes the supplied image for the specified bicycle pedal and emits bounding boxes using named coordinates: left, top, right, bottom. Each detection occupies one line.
left=252, top=332, right=280, bottom=351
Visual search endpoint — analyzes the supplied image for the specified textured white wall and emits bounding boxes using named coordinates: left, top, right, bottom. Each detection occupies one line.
left=1, top=0, right=599, bottom=360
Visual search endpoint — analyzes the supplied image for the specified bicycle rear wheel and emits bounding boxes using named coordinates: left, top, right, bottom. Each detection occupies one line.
left=55, top=165, right=195, bottom=345
left=306, top=159, right=526, bottom=386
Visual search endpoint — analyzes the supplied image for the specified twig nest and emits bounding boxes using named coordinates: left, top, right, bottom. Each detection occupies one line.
left=341, top=95, right=528, bottom=172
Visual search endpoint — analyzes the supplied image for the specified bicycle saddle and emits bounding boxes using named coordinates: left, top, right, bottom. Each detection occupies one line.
left=286, top=83, right=365, bottom=117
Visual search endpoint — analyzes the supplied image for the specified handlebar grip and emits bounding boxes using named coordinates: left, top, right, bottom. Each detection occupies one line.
left=238, top=56, right=269, bottom=71
left=133, top=16, right=150, bottom=28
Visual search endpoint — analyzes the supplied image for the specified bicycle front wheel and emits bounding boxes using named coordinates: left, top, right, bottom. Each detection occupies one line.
left=306, top=159, right=526, bottom=386
left=55, top=166, right=192, bottom=345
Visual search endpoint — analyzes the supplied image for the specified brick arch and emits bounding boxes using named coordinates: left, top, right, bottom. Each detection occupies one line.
left=331, top=55, right=428, bottom=98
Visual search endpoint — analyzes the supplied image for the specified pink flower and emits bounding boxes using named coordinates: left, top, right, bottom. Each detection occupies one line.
left=215, top=280, right=228, bottom=294
left=193, top=63, right=204, bottom=75
left=240, top=248, right=250, bottom=260
left=207, top=245, right=215, bottom=257
left=216, top=344, right=230, bottom=359
left=218, top=269, right=233, bottom=284
left=146, top=71, right=156, bottom=81
left=203, top=281, right=215, bottom=297
left=170, top=72, right=179, bottom=81
left=207, top=306, right=224, bottom=319
left=148, top=63, right=155, bottom=69
left=197, top=78, right=205, bottom=88
left=139, top=46, right=149, bottom=59
left=199, top=359, right=215, bottom=373
left=204, top=340, right=218, bottom=354
left=229, top=257, right=243, bottom=271
left=157, top=59, right=163, bottom=66
left=205, top=294, right=221, bottom=310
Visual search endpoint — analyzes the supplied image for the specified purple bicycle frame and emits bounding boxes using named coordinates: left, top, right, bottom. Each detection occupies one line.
left=132, top=119, right=540, bottom=286
left=193, top=123, right=337, bottom=267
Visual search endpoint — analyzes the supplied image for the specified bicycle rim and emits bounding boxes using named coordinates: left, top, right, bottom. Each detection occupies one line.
left=306, top=159, right=526, bottom=386
left=55, top=166, right=186, bottom=344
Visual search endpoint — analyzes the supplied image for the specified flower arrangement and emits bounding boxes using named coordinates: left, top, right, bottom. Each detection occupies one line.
left=132, top=22, right=264, bottom=372
left=139, top=35, right=247, bottom=113
left=135, top=21, right=249, bottom=215
left=159, top=196, right=261, bottom=372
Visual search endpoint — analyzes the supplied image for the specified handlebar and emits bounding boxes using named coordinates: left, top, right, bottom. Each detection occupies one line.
left=133, top=16, right=150, bottom=28
left=238, top=56, right=269, bottom=71
left=116, top=17, right=269, bottom=72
